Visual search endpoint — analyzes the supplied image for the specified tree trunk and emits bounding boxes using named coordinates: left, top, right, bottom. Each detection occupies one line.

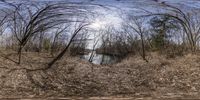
left=141, top=33, right=148, bottom=62
left=48, top=41, right=71, bottom=68
left=47, top=24, right=88, bottom=69
left=18, top=45, right=22, bottom=64
left=89, top=50, right=95, bottom=62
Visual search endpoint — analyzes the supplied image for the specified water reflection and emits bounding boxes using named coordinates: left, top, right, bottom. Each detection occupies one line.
left=81, top=51, right=118, bottom=65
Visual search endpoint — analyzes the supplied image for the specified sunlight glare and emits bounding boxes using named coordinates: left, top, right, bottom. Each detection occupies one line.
left=90, top=19, right=106, bottom=30
left=89, top=13, right=122, bottom=30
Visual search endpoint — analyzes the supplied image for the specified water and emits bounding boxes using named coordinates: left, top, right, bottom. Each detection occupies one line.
left=81, top=51, right=118, bottom=65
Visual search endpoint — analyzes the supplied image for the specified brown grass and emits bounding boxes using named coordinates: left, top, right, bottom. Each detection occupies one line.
left=0, top=51, right=200, bottom=98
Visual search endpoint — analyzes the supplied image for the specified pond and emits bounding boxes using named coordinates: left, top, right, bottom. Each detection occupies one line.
left=81, top=51, right=119, bottom=65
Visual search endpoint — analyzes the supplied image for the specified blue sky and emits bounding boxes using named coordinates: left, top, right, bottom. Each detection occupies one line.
left=1, top=0, right=200, bottom=31
left=2, top=0, right=200, bottom=12
left=1, top=0, right=199, bottom=30
left=0, top=0, right=200, bottom=48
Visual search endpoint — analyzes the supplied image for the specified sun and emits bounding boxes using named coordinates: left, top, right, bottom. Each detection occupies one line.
left=89, top=9, right=123, bottom=31
left=89, top=15, right=122, bottom=30
left=90, top=19, right=106, bottom=30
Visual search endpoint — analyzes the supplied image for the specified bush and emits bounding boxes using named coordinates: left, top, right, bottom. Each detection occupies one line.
left=43, top=38, right=51, bottom=51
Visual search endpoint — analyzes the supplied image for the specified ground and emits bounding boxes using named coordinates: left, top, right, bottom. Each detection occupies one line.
left=0, top=51, right=200, bottom=99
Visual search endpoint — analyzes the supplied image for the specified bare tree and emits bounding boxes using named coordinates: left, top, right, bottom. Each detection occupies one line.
left=88, top=34, right=99, bottom=62
left=6, top=3, right=69, bottom=64
left=50, top=25, right=70, bottom=56
left=152, top=3, right=200, bottom=52
left=47, top=23, right=89, bottom=68
left=0, top=10, right=7, bottom=35
left=126, top=16, right=148, bottom=62
left=5, top=2, right=91, bottom=64
left=69, top=25, right=90, bottom=56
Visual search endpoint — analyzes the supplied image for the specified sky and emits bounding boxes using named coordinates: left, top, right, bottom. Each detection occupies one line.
left=1, top=0, right=200, bottom=48
left=1, top=0, right=200, bottom=32
left=79, top=0, right=200, bottom=49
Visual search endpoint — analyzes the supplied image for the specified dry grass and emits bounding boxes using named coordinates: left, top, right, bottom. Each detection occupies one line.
left=0, top=51, right=200, bottom=98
